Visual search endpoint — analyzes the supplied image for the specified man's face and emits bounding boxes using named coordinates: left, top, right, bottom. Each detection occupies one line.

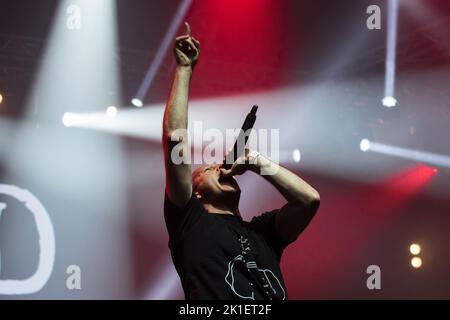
left=192, top=164, right=240, bottom=201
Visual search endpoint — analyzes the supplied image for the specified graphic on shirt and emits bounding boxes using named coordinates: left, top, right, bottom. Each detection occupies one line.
left=224, top=235, right=286, bottom=300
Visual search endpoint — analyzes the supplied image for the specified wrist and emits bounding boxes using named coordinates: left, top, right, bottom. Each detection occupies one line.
left=176, top=65, right=193, bottom=76
left=177, top=65, right=192, bottom=72
left=248, top=151, right=268, bottom=173
left=254, top=153, right=271, bottom=169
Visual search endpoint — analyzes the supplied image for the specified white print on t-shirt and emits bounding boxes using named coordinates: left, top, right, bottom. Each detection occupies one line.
left=225, top=255, right=255, bottom=300
left=224, top=236, right=286, bottom=300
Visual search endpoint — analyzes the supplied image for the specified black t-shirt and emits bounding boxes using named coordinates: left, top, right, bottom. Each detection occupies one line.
left=164, top=193, right=291, bottom=300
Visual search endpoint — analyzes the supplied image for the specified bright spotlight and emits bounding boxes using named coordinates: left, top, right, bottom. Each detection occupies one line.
left=382, top=96, right=397, bottom=108
left=292, top=149, right=301, bottom=163
left=106, top=106, right=117, bottom=117
left=409, top=243, right=421, bottom=255
left=0, top=93, right=3, bottom=104
left=383, top=0, right=399, bottom=108
left=411, top=256, right=422, bottom=268
left=62, top=112, right=74, bottom=127
left=133, top=0, right=193, bottom=109
left=360, top=139, right=371, bottom=152
left=359, top=140, right=450, bottom=168
left=131, top=98, right=143, bottom=108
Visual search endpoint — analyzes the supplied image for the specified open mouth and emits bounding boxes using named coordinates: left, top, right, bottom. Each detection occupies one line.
left=218, top=174, right=237, bottom=189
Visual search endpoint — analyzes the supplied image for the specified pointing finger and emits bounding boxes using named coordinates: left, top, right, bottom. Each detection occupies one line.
left=184, top=22, right=191, bottom=37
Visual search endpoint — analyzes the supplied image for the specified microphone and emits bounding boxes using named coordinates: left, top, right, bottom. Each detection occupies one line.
left=221, top=105, right=258, bottom=169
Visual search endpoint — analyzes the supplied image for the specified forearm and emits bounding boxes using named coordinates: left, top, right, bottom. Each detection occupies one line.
left=162, top=22, right=199, bottom=207
left=255, top=155, right=320, bottom=207
left=163, top=66, right=192, bottom=137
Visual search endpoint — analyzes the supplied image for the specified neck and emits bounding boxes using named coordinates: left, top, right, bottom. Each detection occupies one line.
left=202, top=201, right=240, bottom=216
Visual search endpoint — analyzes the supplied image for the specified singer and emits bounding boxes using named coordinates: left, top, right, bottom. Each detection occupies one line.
left=162, top=23, right=320, bottom=300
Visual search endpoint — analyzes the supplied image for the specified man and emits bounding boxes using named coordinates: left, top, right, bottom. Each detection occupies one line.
left=163, top=23, right=320, bottom=300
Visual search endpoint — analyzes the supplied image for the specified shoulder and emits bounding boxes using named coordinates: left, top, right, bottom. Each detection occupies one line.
left=249, top=209, right=292, bottom=259
left=250, top=209, right=279, bottom=229
left=164, top=191, right=203, bottom=216
left=164, top=192, right=206, bottom=239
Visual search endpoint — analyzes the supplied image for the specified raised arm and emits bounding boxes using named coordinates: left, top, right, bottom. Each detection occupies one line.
left=221, top=151, right=320, bottom=243
left=163, top=23, right=200, bottom=207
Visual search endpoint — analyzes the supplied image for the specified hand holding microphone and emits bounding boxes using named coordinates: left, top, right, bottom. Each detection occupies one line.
left=220, top=105, right=259, bottom=177
left=220, top=149, right=261, bottom=178
left=221, top=105, right=258, bottom=170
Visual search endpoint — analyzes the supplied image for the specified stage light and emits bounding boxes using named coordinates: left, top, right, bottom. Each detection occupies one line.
left=133, top=0, right=192, bottom=108
left=359, top=140, right=450, bottom=169
left=411, top=256, right=422, bottom=268
left=382, top=96, right=397, bottom=108
left=106, top=106, right=117, bottom=117
left=131, top=98, right=143, bottom=108
left=62, top=112, right=74, bottom=127
left=360, top=139, right=371, bottom=152
left=409, top=243, right=421, bottom=255
left=0, top=93, right=3, bottom=104
left=383, top=0, right=399, bottom=108
left=292, top=149, right=301, bottom=163
left=6, top=0, right=131, bottom=299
